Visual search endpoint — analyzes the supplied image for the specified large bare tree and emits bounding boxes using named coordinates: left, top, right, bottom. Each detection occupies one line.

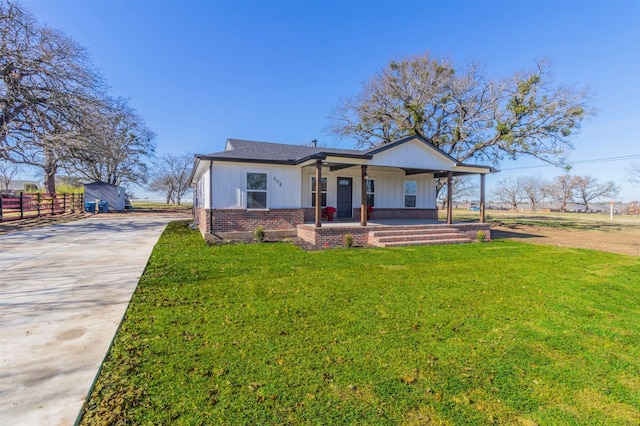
left=550, top=174, right=577, bottom=212
left=519, top=176, right=549, bottom=211
left=328, top=53, right=592, bottom=169
left=493, top=177, right=525, bottom=210
left=0, top=1, right=105, bottom=192
left=436, top=176, right=477, bottom=209
left=571, top=175, right=619, bottom=212
left=148, top=153, right=193, bottom=205
left=62, top=97, right=155, bottom=186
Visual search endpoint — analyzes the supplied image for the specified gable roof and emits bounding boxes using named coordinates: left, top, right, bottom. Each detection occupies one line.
left=191, top=136, right=498, bottom=185
left=201, top=138, right=371, bottom=164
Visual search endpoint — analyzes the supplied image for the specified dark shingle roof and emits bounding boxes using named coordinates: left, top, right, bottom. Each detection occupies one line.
left=201, top=139, right=370, bottom=164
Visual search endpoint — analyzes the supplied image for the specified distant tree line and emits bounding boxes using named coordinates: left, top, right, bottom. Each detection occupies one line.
left=1, top=1, right=155, bottom=193
left=492, top=175, right=620, bottom=212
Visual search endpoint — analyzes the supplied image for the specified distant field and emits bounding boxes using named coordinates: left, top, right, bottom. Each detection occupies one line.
left=129, top=200, right=193, bottom=210
left=441, top=208, right=640, bottom=225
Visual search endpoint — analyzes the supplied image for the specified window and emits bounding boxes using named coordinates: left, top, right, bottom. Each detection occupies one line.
left=366, top=179, right=375, bottom=207
left=404, top=181, right=416, bottom=207
left=311, top=176, right=327, bottom=207
left=247, top=172, right=267, bottom=209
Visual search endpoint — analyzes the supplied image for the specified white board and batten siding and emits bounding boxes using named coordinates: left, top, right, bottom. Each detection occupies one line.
left=210, top=162, right=301, bottom=209
left=301, top=166, right=437, bottom=209
left=368, top=138, right=455, bottom=171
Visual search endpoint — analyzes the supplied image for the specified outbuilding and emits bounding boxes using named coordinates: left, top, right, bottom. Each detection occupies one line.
left=84, top=182, right=126, bottom=212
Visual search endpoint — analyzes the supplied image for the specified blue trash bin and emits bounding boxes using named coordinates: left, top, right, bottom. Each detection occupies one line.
left=85, top=201, right=96, bottom=213
left=98, top=201, right=108, bottom=213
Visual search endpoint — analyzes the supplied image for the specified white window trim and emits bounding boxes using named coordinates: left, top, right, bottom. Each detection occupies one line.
left=311, top=175, right=328, bottom=208
left=404, top=180, right=417, bottom=208
left=366, top=178, right=375, bottom=207
left=246, top=171, right=268, bottom=209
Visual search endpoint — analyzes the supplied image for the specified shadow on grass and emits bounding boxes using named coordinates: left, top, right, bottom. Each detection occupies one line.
left=491, top=216, right=631, bottom=232
left=490, top=227, right=543, bottom=240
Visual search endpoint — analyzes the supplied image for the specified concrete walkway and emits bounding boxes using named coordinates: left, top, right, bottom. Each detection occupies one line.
left=0, top=214, right=185, bottom=425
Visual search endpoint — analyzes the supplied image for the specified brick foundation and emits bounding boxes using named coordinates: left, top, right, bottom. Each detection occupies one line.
left=297, top=222, right=491, bottom=248
left=353, top=208, right=438, bottom=220
left=196, top=208, right=305, bottom=234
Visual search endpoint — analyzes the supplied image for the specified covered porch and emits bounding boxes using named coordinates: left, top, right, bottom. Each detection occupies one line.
left=307, top=157, right=493, bottom=228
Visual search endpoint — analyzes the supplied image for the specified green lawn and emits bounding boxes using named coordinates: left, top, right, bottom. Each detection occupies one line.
left=441, top=208, right=640, bottom=230
left=81, top=222, right=640, bottom=425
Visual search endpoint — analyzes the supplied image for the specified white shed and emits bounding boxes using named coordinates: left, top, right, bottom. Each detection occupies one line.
left=84, top=182, right=126, bottom=211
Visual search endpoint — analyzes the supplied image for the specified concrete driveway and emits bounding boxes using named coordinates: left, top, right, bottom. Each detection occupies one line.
left=0, top=214, right=186, bottom=425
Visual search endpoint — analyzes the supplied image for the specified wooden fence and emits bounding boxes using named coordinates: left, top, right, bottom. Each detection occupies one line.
left=0, top=193, right=84, bottom=222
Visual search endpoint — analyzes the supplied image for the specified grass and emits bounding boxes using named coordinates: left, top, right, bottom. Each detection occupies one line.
left=129, top=200, right=192, bottom=210
left=81, top=222, right=640, bottom=425
left=441, top=208, right=640, bottom=231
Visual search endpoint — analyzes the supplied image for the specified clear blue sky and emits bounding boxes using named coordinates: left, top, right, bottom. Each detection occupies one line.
left=23, top=0, right=640, bottom=202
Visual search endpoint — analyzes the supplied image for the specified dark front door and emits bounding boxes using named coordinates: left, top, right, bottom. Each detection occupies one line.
left=336, top=177, right=353, bottom=218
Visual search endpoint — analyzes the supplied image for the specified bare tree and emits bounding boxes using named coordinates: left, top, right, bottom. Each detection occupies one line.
left=437, top=177, right=478, bottom=209
left=549, top=174, right=576, bottom=212
left=626, top=162, right=640, bottom=185
left=571, top=175, right=619, bottom=212
left=1, top=1, right=106, bottom=193
left=520, top=176, right=549, bottom=211
left=328, top=53, right=592, bottom=172
left=62, top=98, right=155, bottom=186
left=493, top=177, right=525, bottom=210
left=0, top=158, right=17, bottom=190
left=148, top=153, right=193, bottom=206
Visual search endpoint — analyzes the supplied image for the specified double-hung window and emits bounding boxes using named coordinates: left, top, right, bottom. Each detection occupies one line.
left=404, top=181, right=417, bottom=208
left=311, top=177, right=327, bottom=207
left=366, top=179, right=375, bottom=207
left=247, top=172, right=267, bottom=209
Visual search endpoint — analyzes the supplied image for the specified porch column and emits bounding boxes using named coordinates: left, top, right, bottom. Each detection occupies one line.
left=361, top=165, right=367, bottom=226
left=315, top=160, right=322, bottom=228
left=447, top=171, right=453, bottom=225
left=480, top=173, right=486, bottom=224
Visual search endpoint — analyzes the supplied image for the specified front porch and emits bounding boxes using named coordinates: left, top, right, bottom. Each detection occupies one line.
left=297, top=219, right=491, bottom=248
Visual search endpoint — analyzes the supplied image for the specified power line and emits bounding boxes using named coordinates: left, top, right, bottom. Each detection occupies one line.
left=501, top=154, right=640, bottom=171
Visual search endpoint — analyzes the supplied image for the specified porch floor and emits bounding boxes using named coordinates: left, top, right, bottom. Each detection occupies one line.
left=303, top=218, right=445, bottom=227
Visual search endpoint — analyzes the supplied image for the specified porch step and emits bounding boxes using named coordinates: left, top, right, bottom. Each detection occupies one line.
left=370, top=227, right=472, bottom=247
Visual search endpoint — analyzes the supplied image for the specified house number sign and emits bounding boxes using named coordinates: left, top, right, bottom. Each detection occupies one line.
left=272, top=176, right=283, bottom=187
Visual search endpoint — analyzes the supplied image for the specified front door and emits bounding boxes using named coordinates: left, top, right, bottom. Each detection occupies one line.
left=336, top=177, right=353, bottom=218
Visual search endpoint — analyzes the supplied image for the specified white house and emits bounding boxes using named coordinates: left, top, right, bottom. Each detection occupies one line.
left=190, top=136, right=496, bottom=247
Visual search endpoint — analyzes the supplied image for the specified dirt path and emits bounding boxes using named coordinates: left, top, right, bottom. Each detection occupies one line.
left=491, top=223, right=640, bottom=257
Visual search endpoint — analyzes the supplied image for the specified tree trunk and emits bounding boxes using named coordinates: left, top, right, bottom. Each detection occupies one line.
left=43, top=149, right=57, bottom=194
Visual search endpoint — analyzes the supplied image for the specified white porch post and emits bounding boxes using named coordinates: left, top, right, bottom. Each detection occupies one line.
left=447, top=171, right=453, bottom=225
left=480, top=173, right=486, bottom=224
left=315, top=160, right=322, bottom=228
left=361, top=165, right=367, bottom=226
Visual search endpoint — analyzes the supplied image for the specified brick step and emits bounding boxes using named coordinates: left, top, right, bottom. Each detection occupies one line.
left=370, top=228, right=459, bottom=238
left=374, top=232, right=466, bottom=243
left=377, top=238, right=472, bottom=247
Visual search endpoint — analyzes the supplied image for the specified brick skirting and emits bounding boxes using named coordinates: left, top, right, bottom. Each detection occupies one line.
left=195, top=208, right=305, bottom=235
left=354, top=208, right=438, bottom=220
left=297, top=222, right=491, bottom=248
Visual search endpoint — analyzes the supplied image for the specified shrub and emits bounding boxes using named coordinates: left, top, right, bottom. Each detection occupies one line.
left=476, top=230, right=485, bottom=243
left=254, top=226, right=266, bottom=242
left=344, top=233, right=354, bottom=248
